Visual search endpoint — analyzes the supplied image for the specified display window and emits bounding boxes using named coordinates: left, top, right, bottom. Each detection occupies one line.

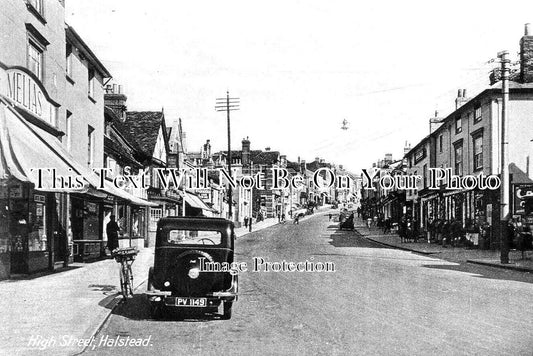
left=28, top=193, right=47, bottom=252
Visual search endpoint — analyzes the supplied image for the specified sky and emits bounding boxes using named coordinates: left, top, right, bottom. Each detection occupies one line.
left=65, top=0, right=533, bottom=172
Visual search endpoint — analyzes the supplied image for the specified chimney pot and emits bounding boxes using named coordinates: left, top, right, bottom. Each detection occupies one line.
left=457, top=89, right=462, bottom=98
left=526, top=23, right=531, bottom=36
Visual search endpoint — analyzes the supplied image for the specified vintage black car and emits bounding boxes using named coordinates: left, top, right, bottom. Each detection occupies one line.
left=146, top=216, right=238, bottom=319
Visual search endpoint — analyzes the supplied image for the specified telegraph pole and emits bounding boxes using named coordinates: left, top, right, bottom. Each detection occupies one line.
left=215, top=91, right=240, bottom=220
left=498, top=50, right=510, bottom=264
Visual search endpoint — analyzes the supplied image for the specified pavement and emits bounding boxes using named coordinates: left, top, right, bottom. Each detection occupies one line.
left=352, top=216, right=533, bottom=273
left=0, top=214, right=291, bottom=356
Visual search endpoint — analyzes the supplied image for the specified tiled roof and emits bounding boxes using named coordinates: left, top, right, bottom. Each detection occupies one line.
left=306, top=160, right=331, bottom=172
left=104, top=135, right=142, bottom=168
left=251, top=150, right=279, bottom=165
left=286, top=161, right=301, bottom=171
left=115, top=111, right=165, bottom=159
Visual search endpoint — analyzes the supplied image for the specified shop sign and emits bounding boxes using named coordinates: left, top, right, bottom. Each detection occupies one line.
left=0, top=66, right=57, bottom=124
left=414, top=148, right=426, bottom=163
left=194, top=188, right=211, bottom=201
left=513, top=184, right=533, bottom=214
left=34, top=194, right=45, bottom=203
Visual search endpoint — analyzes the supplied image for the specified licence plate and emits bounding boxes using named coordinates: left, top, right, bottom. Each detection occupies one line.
left=169, top=297, right=207, bottom=307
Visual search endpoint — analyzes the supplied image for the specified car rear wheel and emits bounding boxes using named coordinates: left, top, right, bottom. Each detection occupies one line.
left=221, top=301, right=233, bottom=320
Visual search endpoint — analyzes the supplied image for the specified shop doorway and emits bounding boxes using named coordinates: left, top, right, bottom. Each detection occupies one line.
left=9, top=187, right=29, bottom=274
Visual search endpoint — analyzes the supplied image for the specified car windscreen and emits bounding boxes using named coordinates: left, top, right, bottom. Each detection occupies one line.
left=167, top=229, right=223, bottom=245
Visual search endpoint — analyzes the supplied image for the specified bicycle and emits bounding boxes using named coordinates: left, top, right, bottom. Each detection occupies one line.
left=112, top=247, right=138, bottom=299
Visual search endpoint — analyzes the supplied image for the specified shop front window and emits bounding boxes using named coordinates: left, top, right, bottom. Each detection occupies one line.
left=131, top=208, right=145, bottom=238
left=28, top=194, right=47, bottom=252
left=83, top=201, right=99, bottom=240
left=149, top=208, right=162, bottom=230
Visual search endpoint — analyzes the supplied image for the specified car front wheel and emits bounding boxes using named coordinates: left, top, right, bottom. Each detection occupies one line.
left=150, top=302, right=164, bottom=319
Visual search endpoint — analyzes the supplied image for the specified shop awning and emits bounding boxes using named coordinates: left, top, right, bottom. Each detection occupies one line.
left=0, top=97, right=155, bottom=206
left=183, top=190, right=216, bottom=212
left=0, top=97, right=97, bottom=191
left=102, top=181, right=158, bottom=207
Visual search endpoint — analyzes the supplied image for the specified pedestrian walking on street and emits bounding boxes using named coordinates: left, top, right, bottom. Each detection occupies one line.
left=329, top=213, right=332, bottom=220
left=106, top=215, right=120, bottom=253
left=294, top=214, right=300, bottom=225
left=249, top=216, right=253, bottom=232
left=244, top=216, right=249, bottom=228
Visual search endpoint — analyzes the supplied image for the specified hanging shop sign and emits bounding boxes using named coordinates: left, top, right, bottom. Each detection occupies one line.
left=513, top=184, right=533, bottom=214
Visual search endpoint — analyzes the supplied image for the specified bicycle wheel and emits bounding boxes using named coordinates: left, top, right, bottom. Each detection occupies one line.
left=119, top=262, right=133, bottom=299
left=126, top=263, right=134, bottom=297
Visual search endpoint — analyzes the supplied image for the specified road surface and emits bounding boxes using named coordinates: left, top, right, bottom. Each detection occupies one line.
left=84, top=213, right=533, bottom=356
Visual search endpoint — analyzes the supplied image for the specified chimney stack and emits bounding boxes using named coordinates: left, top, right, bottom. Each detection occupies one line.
left=455, top=88, right=469, bottom=109
left=520, top=23, right=533, bottom=83
left=104, top=83, right=128, bottom=121
left=280, top=155, right=287, bottom=167
left=242, top=137, right=251, bottom=169
left=202, top=139, right=211, bottom=159
left=403, top=141, right=411, bottom=156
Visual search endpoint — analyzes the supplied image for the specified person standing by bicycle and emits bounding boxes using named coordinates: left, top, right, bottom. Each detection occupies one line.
left=106, top=215, right=120, bottom=253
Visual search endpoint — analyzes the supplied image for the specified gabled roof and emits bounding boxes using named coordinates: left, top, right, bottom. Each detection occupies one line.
left=115, top=111, right=168, bottom=160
